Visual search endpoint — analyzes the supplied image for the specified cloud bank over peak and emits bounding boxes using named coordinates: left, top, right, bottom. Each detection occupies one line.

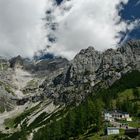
left=46, top=0, right=139, bottom=59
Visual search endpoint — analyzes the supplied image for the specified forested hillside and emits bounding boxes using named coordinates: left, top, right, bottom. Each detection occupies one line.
left=32, top=70, right=140, bottom=140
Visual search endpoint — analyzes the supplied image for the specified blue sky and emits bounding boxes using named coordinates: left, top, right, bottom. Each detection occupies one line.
left=55, top=0, right=63, bottom=5
left=120, top=0, right=140, bottom=40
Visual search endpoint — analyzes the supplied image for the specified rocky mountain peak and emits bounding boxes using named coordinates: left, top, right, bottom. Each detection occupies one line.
left=73, top=46, right=102, bottom=73
left=9, top=55, right=24, bottom=68
left=78, top=46, right=96, bottom=54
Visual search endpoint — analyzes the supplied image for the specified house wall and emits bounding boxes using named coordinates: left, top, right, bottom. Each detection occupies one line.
left=105, top=113, right=112, bottom=121
left=104, top=111, right=130, bottom=121
left=124, top=114, right=130, bottom=118
left=107, top=129, right=119, bottom=135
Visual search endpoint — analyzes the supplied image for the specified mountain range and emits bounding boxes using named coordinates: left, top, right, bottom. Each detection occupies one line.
left=0, top=40, right=140, bottom=140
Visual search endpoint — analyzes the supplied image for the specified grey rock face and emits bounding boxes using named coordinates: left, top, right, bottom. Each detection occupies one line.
left=49, top=40, right=140, bottom=104
left=66, top=40, right=140, bottom=86
left=65, top=47, right=102, bottom=86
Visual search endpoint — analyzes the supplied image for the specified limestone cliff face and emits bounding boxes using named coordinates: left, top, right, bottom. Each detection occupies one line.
left=64, top=40, right=140, bottom=86
left=49, top=40, right=140, bottom=103
left=64, top=47, right=102, bottom=86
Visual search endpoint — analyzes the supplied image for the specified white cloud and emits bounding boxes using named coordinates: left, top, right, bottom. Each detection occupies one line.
left=0, top=0, right=139, bottom=59
left=136, top=0, right=140, bottom=6
left=46, top=0, right=139, bottom=59
left=0, top=0, right=47, bottom=58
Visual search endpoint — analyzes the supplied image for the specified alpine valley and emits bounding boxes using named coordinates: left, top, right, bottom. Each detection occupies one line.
left=0, top=40, right=140, bottom=140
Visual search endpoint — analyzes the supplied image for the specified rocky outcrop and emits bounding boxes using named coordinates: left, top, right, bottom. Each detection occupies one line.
left=46, top=40, right=140, bottom=104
